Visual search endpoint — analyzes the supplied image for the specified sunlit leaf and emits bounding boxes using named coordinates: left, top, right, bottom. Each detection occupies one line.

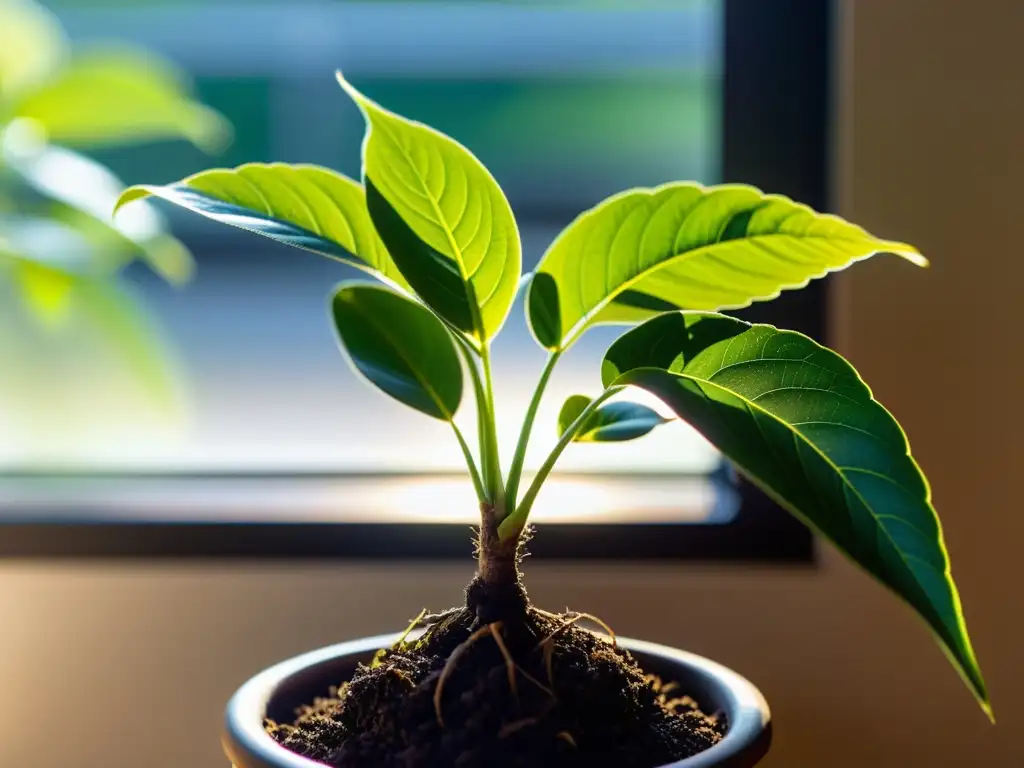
left=529, top=183, right=926, bottom=351
left=331, top=282, right=462, bottom=420
left=115, top=162, right=408, bottom=289
left=338, top=73, right=521, bottom=348
left=557, top=393, right=669, bottom=442
left=602, top=311, right=989, bottom=716
left=10, top=49, right=230, bottom=151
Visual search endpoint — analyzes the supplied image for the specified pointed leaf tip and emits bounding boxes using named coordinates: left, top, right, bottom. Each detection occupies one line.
left=528, top=183, right=929, bottom=351
left=603, top=310, right=990, bottom=716
left=113, top=185, right=154, bottom=218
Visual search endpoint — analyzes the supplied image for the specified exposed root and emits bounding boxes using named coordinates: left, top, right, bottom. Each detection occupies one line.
left=536, top=611, right=617, bottom=649
left=498, top=716, right=538, bottom=739
left=516, top=663, right=554, bottom=698
left=490, top=622, right=554, bottom=698
left=556, top=730, right=578, bottom=748
left=421, top=607, right=463, bottom=624
left=434, top=623, right=498, bottom=727
left=489, top=622, right=519, bottom=699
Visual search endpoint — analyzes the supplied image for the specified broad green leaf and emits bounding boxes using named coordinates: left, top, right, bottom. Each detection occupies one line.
left=0, top=0, right=66, bottom=102
left=10, top=49, right=230, bottom=151
left=338, top=72, right=521, bottom=347
left=4, top=127, right=194, bottom=283
left=602, top=311, right=989, bottom=716
left=530, top=183, right=927, bottom=351
left=558, top=393, right=669, bottom=442
left=115, top=163, right=408, bottom=289
left=331, top=282, right=462, bottom=421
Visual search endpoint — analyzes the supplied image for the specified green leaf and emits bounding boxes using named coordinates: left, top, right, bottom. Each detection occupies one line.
left=114, top=163, right=409, bottom=289
left=10, top=49, right=230, bottom=151
left=338, top=72, right=521, bottom=347
left=530, top=183, right=927, bottom=351
left=331, top=282, right=462, bottom=421
left=602, top=311, right=989, bottom=717
left=558, top=394, right=669, bottom=442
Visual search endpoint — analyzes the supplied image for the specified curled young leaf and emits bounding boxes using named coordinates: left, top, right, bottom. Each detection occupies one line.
left=558, top=394, right=669, bottom=443
left=602, top=311, right=989, bottom=717
left=338, top=72, right=521, bottom=348
left=331, top=282, right=462, bottom=421
left=529, top=182, right=926, bottom=351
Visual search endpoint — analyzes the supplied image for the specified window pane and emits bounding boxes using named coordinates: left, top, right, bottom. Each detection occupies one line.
left=1, top=1, right=727, bottom=518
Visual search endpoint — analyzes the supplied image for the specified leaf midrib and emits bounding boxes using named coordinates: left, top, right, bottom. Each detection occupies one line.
left=559, top=230, right=903, bottom=349
left=372, top=117, right=487, bottom=344
left=662, top=368, right=945, bottom=608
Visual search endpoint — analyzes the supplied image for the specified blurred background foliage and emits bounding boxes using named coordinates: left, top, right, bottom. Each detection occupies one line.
left=0, top=0, right=229, bottom=461
left=1, top=0, right=719, bottom=476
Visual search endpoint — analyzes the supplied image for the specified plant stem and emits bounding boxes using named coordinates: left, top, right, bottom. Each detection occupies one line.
left=478, top=344, right=505, bottom=507
left=457, top=340, right=492, bottom=497
left=452, top=422, right=486, bottom=502
left=504, top=349, right=562, bottom=510
left=498, top=386, right=621, bottom=541
left=456, top=337, right=504, bottom=507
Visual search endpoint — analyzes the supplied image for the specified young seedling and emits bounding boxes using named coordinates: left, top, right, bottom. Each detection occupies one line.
left=116, top=72, right=989, bottom=765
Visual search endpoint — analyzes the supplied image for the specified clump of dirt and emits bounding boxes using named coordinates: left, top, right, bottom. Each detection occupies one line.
left=266, top=584, right=723, bottom=768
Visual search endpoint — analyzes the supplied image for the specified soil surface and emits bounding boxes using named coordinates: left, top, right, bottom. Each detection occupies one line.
left=266, top=580, right=723, bottom=767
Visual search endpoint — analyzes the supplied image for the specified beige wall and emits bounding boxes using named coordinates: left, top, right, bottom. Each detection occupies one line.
left=1, top=1, right=1021, bottom=766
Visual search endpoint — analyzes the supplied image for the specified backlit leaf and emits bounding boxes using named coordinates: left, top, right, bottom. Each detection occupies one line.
left=602, top=311, right=989, bottom=717
left=115, top=163, right=409, bottom=289
left=338, top=73, right=521, bottom=348
left=530, top=183, right=926, bottom=351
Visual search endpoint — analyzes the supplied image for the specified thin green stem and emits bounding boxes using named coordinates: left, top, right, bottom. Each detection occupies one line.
left=497, top=386, right=621, bottom=541
left=451, top=421, right=486, bottom=502
left=457, top=340, right=492, bottom=499
left=504, top=349, right=562, bottom=510
left=478, top=344, right=505, bottom=507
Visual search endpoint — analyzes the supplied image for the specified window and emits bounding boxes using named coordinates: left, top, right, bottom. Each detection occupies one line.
left=0, top=1, right=825, bottom=560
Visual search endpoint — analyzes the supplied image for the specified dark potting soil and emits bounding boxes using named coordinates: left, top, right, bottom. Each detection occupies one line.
left=266, top=596, right=723, bottom=767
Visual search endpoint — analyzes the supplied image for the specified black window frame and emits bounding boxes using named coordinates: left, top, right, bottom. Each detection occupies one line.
left=0, top=0, right=829, bottom=563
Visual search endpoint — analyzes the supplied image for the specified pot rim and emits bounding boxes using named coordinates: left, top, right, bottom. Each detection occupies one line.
left=224, top=632, right=771, bottom=768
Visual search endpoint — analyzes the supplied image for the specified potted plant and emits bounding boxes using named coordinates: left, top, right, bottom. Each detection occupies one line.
left=115, top=72, right=990, bottom=767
